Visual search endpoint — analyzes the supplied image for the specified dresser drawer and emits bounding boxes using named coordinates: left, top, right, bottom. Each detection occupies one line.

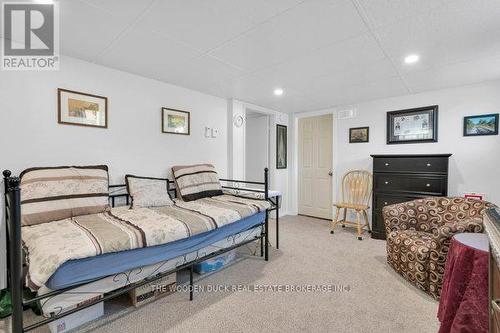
left=373, top=157, right=448, bottom=174
left=374, top=194, right=423, bottom=211
left=374, top=174, right=447, bottom=195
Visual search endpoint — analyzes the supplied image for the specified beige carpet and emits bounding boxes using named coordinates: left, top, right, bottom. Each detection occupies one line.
left=1, top=215, right=440, bottom=333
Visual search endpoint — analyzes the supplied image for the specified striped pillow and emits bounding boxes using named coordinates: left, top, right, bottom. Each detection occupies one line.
left=125, top=175, right=173, bottom=208
left=20, top=165, right=110, bottom=226
left=172, top=164, right=223, bottom=202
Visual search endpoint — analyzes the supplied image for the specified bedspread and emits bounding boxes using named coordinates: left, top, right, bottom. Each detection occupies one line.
left=22, top=195, right=270, bottom=290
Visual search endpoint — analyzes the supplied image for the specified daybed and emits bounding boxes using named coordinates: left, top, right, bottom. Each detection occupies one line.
left=3, top=164, right=273, bottom=332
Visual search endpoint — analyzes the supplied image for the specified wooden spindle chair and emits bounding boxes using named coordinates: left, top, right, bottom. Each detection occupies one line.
left=330, top=170, right=373, bottom=240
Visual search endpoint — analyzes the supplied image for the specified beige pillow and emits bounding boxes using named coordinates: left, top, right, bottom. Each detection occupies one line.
left=171, top=164, right=222, bottom=202
left=20, top=165, right=110, bottom=226
left=125, top=175, right=173, bottom=208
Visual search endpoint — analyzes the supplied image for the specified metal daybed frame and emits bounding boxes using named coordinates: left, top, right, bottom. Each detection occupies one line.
left=3, top=168, right=274, bottom=333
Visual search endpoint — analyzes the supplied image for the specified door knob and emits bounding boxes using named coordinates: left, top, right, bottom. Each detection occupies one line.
left=328, top=171, right=333, bottom=176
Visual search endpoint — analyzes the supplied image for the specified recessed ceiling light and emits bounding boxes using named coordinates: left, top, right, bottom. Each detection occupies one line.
left=404, top=54, right=420, bottom=64
left=273, top=88, right=284, bottom=96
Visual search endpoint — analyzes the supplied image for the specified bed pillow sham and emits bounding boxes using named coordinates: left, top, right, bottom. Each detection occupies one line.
left=19, top=165, right=110, bottom=226
left=171, top=164, right=223, bottom=202
left=125, top=175, right=173, bottom=208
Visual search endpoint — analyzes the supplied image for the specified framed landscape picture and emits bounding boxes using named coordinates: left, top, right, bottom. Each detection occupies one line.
left=387, top=105, right=438, bottom=144
left=349, top=127, right=369, bottom=143
left=162, top=107, right=190, bottom=135
left=463, top=114, right=498, bottom=136
left=276, top=124, right=287, bottom=169
left=58, top=88, right=108, bottom=128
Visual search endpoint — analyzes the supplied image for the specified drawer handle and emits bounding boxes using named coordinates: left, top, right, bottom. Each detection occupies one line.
left=492, top=299, right=500, bottom=313
left=426, top=163, right=432, bottom=167
left=385, top=163, right=390, bottom=166
left=426, top=183, right=431, bottom=187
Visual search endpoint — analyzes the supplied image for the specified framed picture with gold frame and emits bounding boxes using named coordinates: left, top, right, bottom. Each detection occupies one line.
left=162, top=107, right=190, bottom=135
left=58, top=88, right=108, bottom=128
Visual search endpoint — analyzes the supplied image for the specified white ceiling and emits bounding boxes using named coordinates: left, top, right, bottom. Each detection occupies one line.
left=20, top=0, right=500, bottom=112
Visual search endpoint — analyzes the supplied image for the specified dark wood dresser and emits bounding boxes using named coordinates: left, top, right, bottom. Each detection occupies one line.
left=370, top=154, right=452, bottom=240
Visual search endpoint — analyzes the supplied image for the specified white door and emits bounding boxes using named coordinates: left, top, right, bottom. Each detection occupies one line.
left=298, top=114, right=333, bottom=219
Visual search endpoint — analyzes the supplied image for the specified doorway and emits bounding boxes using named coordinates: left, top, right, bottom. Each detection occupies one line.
left=298, top=114, right=333, bottom=219
left=245, top=110, right=269, bottom=182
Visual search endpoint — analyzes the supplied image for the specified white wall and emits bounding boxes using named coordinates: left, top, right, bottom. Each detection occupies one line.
left=0, top=56, right=228, bottom=289
left=245, top=114, right=269, bottom=182
left=290, top=80, right=500, bottom=217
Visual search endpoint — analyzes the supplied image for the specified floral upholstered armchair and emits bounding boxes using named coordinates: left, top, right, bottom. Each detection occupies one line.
left=383, top=197, right=495, bottom=300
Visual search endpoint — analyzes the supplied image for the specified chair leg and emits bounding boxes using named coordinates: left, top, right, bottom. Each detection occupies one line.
left=362, top=210, right=371, bottom=233
left=356, top=211, right=362, bottom=240
left=341, top=208, right=347, bottom=228
left=331, top=207, right=340, bottom=234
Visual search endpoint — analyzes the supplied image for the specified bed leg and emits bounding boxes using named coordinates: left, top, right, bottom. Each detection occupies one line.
left=6, top=175, right=23, bottom=333
left=260, top=235, right=264, bottom=257
left=276, top=205, right=279, bottom=249
left=264, top=168, right=269, bottom=262
left=265, top=210, right=269, bottom=261
left=189, top=265, right=194, bottom=301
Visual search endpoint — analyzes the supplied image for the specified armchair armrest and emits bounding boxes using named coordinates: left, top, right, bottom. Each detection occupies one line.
left=428, top=217, right=484, bottom=299
left=432, top=218, right=484, bottom=243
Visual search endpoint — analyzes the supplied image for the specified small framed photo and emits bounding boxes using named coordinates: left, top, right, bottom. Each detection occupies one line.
left=162, top=107, right=190, bottom=135
left=463, top=114, right=498, bottom=136
left=387, top=105, right=438, bottom=144
left=58, top=88, right=108, bottom=128
left=349, top=127, right=369, bottom=143
left=276, top=124, right=287, bottom=169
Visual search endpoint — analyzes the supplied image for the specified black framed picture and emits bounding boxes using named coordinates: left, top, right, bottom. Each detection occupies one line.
left=276, top=124, right=287, bottom=169
left=162, top=107, right=190, bottom=135
left=349, top=127, right=369, bottom=143
left=387, top=105, right=438, bottom=144
left=58, top=88, right=108, bottom=128
left=463, top=114, right=499, bottom=136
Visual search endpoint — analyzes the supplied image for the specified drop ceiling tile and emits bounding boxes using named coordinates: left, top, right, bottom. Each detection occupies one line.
left=135, top=0, right=303, bottom=53
left=151, top=55, right=247, bottom=97
left=218, top=74, right=315, bottom=113
left=60, top=0, right=137, bottom=60
left=356, top=0, right=448, bottom=29
left=258, top=94, right=319, bottom=113
left=247, top=33, right=385, bottom=90
left=404, top=54, right=500, bottom=93
left=374, top=0, right=500, bottom=74
left=302, top=58, right=400, bottom=95
left=78, top=0, right=154, bottom=22
left=95, top=28, right=202, bottom=80
left=306, top=76, right=408, bottom=110
left=209, top=0, right=368, bottom=72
